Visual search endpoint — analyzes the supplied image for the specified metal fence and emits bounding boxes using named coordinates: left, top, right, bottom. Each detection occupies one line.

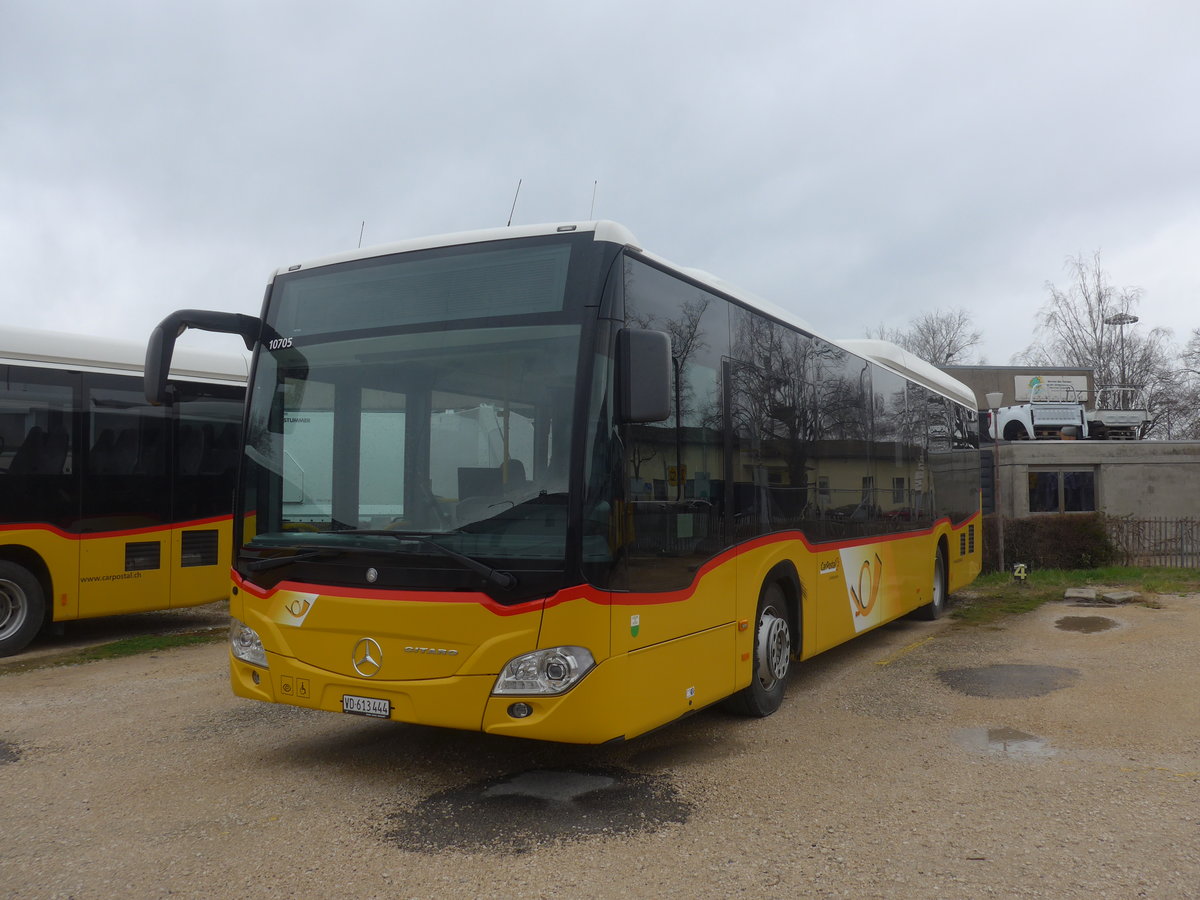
left=1105, top=517, right=1200, bottom=568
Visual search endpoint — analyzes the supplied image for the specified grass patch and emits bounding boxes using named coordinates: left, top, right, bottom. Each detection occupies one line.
left=951, top=566, right=1200, bottom=627
left=0, top=629, right=224, bottom=675
left=72, top=631, right=221, bottom=662
left=1135, top=568, right=1200, bottom=595
left=950, top=583, right=1054, bottom=626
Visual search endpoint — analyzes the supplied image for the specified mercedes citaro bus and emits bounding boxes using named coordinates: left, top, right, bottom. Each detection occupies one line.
left=145, top=221, right=980, bottom=743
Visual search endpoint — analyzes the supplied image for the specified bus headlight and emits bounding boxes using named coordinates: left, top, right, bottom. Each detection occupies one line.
left=230, top=618, right=268, bottom=668
left=492, top=646, right=595, bottom=695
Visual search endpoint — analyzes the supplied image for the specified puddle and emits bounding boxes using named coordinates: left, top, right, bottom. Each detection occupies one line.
left=1055, top=615, right=1117, bottom=634
left=955, top=727, right=1055, bottom=758
left=0, top=739, right=20, bottom=765
left=938, top=664, right=1080, bottom=698
left=383, top=767, right=691, bottom=853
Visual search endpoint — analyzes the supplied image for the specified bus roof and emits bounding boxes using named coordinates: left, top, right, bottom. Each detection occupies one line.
left=270, top=220, right=644, bottom=277
left=275, top=220, right=976, bottom=410
left=838, top=339, right=977, bottom=410
left=0, top=326, right=248, bottom=383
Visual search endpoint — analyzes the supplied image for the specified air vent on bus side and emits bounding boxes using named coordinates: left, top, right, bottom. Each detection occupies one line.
left=181, top=530, right=220, bottom=568
left=125, top=541, right=162, bottom=571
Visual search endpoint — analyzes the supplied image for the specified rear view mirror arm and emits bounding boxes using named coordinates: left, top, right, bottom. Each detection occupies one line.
left=145, top=309, right=261, bottom=405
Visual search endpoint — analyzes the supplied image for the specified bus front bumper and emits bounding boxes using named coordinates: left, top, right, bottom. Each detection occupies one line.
left=229, top=650, right=634, bottom=744
left=230, top=622, right=734, bottom=744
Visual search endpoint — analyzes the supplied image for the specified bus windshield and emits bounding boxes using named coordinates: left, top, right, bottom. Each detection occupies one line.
left=238, top=237, right=598, bottom=596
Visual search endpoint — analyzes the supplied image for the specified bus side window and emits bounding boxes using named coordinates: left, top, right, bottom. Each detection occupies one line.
left=616, top=256, right=731, bottom=592
left=0, top=367, right=78, bottom=531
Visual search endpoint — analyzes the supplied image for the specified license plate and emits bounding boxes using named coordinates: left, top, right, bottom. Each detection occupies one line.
left=342, top=694, right=391, bottom=718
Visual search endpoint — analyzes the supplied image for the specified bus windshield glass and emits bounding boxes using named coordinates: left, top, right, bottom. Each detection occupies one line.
left=239, top=236, right=596, bottom=593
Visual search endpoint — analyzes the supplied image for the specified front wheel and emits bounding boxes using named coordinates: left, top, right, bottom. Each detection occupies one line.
left=914, top=549, right=948, bottom=620
left=0, top=561, right=46, bottom=657
left=728, top=581, right=792, bottom=717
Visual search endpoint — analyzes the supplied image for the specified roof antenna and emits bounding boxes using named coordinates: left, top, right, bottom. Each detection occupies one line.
left=589, top=181, right=598, bottom=219
left=507, top=179, right=522, bottom=227
left=358, top=221, right=365, bottom=248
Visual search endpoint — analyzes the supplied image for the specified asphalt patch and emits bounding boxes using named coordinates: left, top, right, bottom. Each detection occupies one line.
left=382, top=766, right=692, bottom=853
left=629, top=737, right=741, bottom=770
left=938, top=664, right=1080, bottom=698
left=0, top=739, right=22, bottom=765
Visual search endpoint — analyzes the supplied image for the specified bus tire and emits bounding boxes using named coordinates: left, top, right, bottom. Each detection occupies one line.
left=728, top=580, right=792, bottom=718
left=914, top=547, right=948, bottom=620
left=0, top=561, right=46, bottom=657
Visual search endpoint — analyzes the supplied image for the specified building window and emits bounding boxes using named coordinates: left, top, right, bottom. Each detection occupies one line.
left=1028, top=469, right=1096, bottom=513
left=892, top=477, right=905, bottom=504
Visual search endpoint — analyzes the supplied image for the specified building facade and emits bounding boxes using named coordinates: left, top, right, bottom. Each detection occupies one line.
left=990, top=440, right=1200, bottom=519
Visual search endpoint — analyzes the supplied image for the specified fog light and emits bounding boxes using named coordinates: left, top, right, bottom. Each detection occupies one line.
left=508, top=702, right=533, bottom=719
left=252, top=670, right=261, bottom=685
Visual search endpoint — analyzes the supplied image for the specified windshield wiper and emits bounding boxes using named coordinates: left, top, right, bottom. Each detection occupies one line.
left=245, top=549, right=339, bottom=573
left=327, top=530, right=517, bottom=590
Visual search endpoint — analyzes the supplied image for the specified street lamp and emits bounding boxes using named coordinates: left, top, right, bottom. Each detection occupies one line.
left=985, top=391, right=1004, bottom=572
left=1103, top=312, right=1139, bottom=407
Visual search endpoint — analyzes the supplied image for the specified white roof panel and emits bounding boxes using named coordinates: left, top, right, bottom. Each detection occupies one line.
left=272, top=220, right=642, bottom=277
left=839, top=338, right=976, bottom=409
left=0, top=326, right=248, bottom=383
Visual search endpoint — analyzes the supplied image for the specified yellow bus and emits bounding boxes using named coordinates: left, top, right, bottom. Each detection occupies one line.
left=146, top=222, right=981, bottom=743
left=0, top=327, right=246, bottom=656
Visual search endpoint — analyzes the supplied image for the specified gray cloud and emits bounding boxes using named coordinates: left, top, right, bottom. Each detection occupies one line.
left=3, top=0, right=1198, bottom=361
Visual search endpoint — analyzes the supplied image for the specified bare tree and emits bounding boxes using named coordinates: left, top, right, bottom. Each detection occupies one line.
left=1022, top=252, right=1161, bottom=381
left=1162, top=328, right=1200, bottom=438
left=1017, top=252, right=1176, bottom=437
left=867, top=308, right=981, bottom=366
left=1183, top=327, right=1200, bottom=376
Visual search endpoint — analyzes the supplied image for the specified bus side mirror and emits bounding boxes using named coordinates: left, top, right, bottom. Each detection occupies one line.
left=617, top=328, right=672, bottom=424
left=146, top=309, right=261, bottom=405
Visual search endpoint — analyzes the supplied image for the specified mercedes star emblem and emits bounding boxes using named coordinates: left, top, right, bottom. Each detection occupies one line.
left=352, top=637, right=383, bottom=677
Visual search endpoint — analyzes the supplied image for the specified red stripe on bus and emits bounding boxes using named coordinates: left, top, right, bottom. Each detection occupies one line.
left=0, top=515, right=234, bottom=542
left=233, top=512, right=980, bottom=614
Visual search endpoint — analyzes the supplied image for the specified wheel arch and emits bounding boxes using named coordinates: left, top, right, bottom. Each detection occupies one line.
left=1002, top=419, right=1029, bottom=440
left=760, top=559, right=804, bottom=658
left=0, top=545, right=53, bottom=627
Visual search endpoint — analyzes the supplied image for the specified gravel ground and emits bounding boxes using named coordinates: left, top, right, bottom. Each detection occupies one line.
left=1, top=593, right=1198, bottom=899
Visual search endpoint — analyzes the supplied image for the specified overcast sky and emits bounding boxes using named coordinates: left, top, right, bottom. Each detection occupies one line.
left=3, top=1, right=1198, bottom=364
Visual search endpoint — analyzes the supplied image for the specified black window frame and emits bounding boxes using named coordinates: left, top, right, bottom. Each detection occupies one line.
left=1027, top=468, right=1098, bottom=514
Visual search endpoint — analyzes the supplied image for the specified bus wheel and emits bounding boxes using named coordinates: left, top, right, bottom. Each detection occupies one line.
left=914, top=549, right=948, bottom=620
left=729, top=581, right=792, bottom=718
left=0, top=561, right=45, bottom=657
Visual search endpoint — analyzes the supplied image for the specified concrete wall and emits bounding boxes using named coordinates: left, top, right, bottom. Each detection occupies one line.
left=993, top=440, right=1200, bottom=518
